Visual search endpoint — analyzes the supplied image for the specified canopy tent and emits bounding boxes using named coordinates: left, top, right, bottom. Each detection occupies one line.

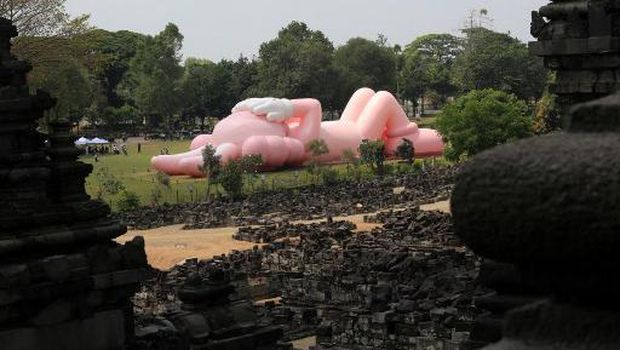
left=75, top=137, right=110, bottom=146
left=90, top=138, right=110, bottom=144
left=74, top=137, right=91, bottom=146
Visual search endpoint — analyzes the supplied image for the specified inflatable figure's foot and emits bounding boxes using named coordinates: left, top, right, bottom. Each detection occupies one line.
left=151, top=147, right=204, bottom=176
left=385, top=128, right=444, bottom=158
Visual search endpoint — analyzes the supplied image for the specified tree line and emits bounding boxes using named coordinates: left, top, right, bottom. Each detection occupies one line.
left=5, top=1, right=549, bottom=133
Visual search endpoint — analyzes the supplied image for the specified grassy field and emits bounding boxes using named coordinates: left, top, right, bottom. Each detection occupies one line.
left=83, top=139, right=378, bottom=211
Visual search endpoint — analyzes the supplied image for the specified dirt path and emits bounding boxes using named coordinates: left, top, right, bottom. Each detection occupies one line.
left=118, top=200, right=451, bottom=270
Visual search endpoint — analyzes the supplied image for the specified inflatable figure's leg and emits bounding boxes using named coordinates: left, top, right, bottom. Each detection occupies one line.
left=176, top=143, right=241, bottom=178
left=356, top=91, right=418, bottom=140
left=152, top=134, right=215, bottom=175
left=190, top=134, right=213, bottom=150
left=340, top=88, right=375, bottom=123
left=151, top=147, right=206, bottom=176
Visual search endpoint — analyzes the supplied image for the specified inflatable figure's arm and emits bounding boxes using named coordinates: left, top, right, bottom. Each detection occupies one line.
left=232, top=97, right=322, bottom=147
left=286, top=99, right=322, bottom=147
left=232, top=98, right=294, bottom=122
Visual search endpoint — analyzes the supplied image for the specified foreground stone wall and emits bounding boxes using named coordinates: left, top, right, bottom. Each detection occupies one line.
left=0, top=18, right=148, bottom=350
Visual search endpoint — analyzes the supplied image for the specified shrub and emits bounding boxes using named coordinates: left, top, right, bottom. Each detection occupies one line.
left=218, top=155, right=264, bottom=199
left=308, top=139, right=329, bottom=157
left=94, top=168, right=125, bottom=199
left=436, top=89, right=532, bottom=161
left=395, top=138, right=415, bottom=164
left=359, top=139, right=386, bottom=176
left=155, top=171, right=171, bottom=188
left=342, top=149, right=363, bottom=181
left=117, top=190, right=141, bottom=212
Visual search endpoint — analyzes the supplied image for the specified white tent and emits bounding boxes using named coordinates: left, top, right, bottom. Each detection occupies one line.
left=90, top=137, right=110, bottom=144
left=74, top=137, right=91, bottom=146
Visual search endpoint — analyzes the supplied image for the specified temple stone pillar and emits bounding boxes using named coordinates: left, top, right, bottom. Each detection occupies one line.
left=530, top=0, right=620, bottom=124
left=0, top=18, right=147, bottom=350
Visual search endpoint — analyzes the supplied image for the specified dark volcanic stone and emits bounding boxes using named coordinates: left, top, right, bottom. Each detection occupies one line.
left=452, top=132, right=620, bottom=266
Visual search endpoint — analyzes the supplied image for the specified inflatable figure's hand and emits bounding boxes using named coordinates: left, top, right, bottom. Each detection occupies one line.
left=232, top=97, right=294, bottom=123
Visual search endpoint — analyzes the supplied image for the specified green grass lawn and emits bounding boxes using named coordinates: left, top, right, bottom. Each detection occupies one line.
left=84, top=139, right=448, bottom=211
left=83, top=140, right=378, bottom=211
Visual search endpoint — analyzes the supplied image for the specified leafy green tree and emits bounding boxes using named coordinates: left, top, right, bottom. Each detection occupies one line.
left=200, top=145, right=221, bottom=200
left=359, top=139, right=386, bottom=176
left=123, top=23, right=184, bottom=129
left=333, top=37, right=396, bottom=110
left=401, top=34, right=462, bottom=111
left=0, top=0, right=83, bottom=36
left=229, top=55, right=258, bottom=101
left=452, top=27, right=547, bottom=100
left=181, top=58, right=236, bottom=128
left=254, top=21, right=335, bottom=107
left=87, top=29, right=147, bottom=108
left=436, top=89, right=533, bottom=161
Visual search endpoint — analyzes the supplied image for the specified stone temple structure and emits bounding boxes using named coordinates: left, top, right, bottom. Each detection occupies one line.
left=530, top=0, right=620, bottom=124
left=0, top=18, right=148, bottom=349
left=453, top=1, right=620, bottom=349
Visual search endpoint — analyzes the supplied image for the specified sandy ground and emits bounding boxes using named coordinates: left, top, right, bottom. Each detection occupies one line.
left=118, top=200, right=451, bottom=270
left=291, top=336, right=316, bottom=350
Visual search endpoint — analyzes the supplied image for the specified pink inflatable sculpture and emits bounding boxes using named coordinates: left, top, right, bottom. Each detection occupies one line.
left=152, top=88, right=444, bottom=177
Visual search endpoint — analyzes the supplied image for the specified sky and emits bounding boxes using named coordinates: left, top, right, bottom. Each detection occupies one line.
left=66, top=0, right=548, bottom=61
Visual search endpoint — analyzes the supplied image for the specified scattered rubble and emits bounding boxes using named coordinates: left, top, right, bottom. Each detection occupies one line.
left=134, top=207, right=488, bottom=349
left=117, top=165, right=458, bottom=230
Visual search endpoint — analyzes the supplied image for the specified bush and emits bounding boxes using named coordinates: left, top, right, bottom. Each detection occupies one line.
left=436, top=89, right=532, bottom=161
left=94, top=168, right=125, bottom=199
left=117, top=190, right=141, bottom=212
left=359, top=139, right=386, bottom=176
left=395, top=138, right=415, bottom=164
left=218, top=155, right=264, bottom=199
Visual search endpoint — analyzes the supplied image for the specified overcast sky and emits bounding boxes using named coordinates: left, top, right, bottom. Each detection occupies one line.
left=66, top=0, right=548, bottom=61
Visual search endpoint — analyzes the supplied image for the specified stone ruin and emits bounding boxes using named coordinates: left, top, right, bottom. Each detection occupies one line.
left=0, top=18, right=149, bottom=350
left=136, top=208, right=489, bottom=350
left=455, top=1, right=620, bottom=349
left=530, top=0, right=620, bottom=124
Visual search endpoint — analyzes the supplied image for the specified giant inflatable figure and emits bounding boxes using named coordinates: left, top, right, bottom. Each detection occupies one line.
left=152, top=88, right=444, bottom=177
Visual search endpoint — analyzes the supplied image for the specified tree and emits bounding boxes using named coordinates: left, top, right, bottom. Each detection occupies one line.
left=0, top=0, right=77, bottom=36
left=123, top=23, right=184, bottom=129
left=254, top=21, right=335, bottom=107
left=86, top=29, right=147, bottom=108
left=2, top=2, right=97, bottom=124
left=200, top=145, right=221, bottom=200
left=401, top=34, right=462, bottom=111
left=229, top=55, right=258, bottom=101
left=333, top=37, right=396, bottom=111
left=181, top=58, right=236, bottom=128
left=452, top=27, right=547, bottom=100
left=436, top=89, right=533, bottom=161
left=359, top=139, right=386, bottom=176
left=306, top=139, right=330, bottom=184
